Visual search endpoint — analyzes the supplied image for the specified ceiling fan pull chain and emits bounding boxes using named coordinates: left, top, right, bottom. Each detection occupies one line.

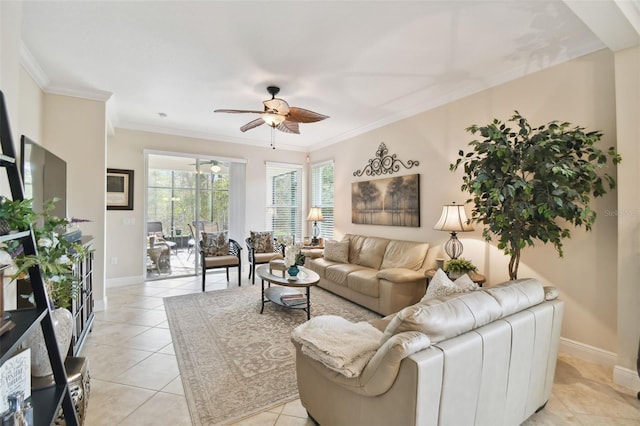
left=270, top=127, right=276, bottom=150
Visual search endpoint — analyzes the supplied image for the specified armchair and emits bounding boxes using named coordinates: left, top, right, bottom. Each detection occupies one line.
left=200, top=233, right=242, bottom=291
left=246, top=231, right=284, bottom=284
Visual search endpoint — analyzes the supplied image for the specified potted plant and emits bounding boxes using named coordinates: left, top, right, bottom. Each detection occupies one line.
left=4, top=198, right=91, bottom=376
left=0, top=196, right=38, bottom=235
left=451, top=111, right=621, bottom=279
left=444, top=257, right=476, bottom=279
left=8, top=198, right=90, bottom=309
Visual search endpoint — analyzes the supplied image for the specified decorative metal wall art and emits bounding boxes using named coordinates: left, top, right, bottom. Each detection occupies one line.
left=353, top=142, right=419, bottom=177
left=352, top=173, right=420, bottom=227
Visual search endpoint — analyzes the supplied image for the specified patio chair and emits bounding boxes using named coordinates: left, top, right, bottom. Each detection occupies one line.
left=186, top=223, right=197, bottom=261
left=246, top=231, right=284, bottom=284
left=147, top=221, right=177, bottom=254
left=200, top=232, right=242, bottom=291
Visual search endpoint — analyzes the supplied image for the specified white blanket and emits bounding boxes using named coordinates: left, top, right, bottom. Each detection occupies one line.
left=292, top=315, right=382, bottom=378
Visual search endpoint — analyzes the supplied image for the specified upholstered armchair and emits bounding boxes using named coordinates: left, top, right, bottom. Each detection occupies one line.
left=246, top=231, right=284, bottom=284
left=199, top=232, right=242, bottom=291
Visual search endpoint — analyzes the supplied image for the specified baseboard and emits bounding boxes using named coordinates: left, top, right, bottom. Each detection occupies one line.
left=560, top=337, right=639, bottom=391
left=614, top=365, right=640, bottom=391
left=559, top=337, right=617, bottom=368
left=106, top=275, right=144, bottom=288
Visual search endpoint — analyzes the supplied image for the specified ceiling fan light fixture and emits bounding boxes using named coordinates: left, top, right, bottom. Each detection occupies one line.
left=262, top=112, right=286, bottom=127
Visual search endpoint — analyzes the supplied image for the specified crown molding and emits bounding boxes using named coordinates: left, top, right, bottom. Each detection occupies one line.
left=20, top=42, right=49, bottom=89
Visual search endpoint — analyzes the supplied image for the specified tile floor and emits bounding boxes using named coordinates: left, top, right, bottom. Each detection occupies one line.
left=81, top=272, right=640, bottom=425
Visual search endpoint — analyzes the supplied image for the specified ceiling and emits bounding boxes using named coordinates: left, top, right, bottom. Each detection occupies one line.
left=19, top=1, right=631, bottom=151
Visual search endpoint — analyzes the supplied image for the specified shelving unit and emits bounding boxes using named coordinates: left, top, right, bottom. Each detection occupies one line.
left=71, top=237, right=94, bottom=357
left=0, top=90, right=78, bottom=424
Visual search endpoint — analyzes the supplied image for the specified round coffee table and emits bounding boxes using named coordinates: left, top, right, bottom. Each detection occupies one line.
left=256, top=264, right=320, bottom=320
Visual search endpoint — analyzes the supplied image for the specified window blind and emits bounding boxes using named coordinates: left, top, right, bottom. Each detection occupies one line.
left=266, top=162, right=303, bottom=240
left=310, top=160, right=334, bottom=240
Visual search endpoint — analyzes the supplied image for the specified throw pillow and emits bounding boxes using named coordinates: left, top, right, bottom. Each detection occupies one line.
left=324, top=240, right=349, bottom=263
left=250, top=231, right=274, bottom=253
left=201, top=232, right=229, bottom=256
left=423, top=268, right=479, bottom=300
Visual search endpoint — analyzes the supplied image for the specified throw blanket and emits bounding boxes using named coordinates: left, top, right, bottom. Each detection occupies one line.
left=292, top=315, right=382, bottom=378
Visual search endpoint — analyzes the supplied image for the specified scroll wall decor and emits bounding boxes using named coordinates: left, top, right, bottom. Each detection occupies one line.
left=353, top=142, right=419, bottom=177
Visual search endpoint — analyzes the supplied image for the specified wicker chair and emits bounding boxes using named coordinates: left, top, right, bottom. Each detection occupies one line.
left=246, top=234, right=284, bottom=284
left=200, top=237, right=242, bottom=291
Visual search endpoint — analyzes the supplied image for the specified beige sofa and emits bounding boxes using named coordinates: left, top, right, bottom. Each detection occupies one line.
left=292, top=278, right=564, bottom=426
left=305, top=234, right=439, bottom=316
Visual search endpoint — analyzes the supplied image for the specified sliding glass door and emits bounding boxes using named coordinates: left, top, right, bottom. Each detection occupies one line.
left=145, top=153, right=244, bottom=280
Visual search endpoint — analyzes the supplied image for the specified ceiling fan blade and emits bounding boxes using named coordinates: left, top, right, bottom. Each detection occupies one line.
left=240, top=118, right=265, bottom=132
left=214, top=109, right=265, bottom=114
left=276, top=120, right=300, bottom=134
left=286, top=107, right=329, bottom=123
left=263, top=98, right=290, bottom=115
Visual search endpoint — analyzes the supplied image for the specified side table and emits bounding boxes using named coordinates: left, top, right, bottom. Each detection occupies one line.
left=425, top=269, right=486, bottom=287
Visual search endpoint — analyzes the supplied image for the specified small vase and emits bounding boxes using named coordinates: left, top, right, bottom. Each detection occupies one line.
left=23, top=307, right=73, bottom=377
left=287, top=265, right=299, bottom=277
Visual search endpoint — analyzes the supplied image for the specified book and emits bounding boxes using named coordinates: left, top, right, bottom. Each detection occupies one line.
left=280, top=293, right=307, bottom=306
left=0, top=349, right=31, bottom=413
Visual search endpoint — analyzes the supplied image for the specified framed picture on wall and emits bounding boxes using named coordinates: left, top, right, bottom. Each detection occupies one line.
left=352, top=173, right=420, bottom=227
left=106, top=168, right=134, bottom=210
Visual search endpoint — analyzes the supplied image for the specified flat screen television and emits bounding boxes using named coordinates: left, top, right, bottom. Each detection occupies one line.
left=20, top=135, right=67, bottom=219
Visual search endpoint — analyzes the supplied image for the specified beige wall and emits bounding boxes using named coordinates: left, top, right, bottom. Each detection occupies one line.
left=42, top=94, right=107, bottom=312
left=106, top=128, right=307, bottom=284
left=310, top=48, right=619, bottom=353
left=18, top=67, right=43, bottom=143
left=614, top=45, right=640, bottom=373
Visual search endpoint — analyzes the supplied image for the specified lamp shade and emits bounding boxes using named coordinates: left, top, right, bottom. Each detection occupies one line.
left=433, top=203, right=474, bottom=232
left=306, top=207, right=324, bottom=222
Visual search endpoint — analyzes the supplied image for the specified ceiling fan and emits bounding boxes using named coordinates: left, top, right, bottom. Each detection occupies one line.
left=214, top=86, right=329, bottom=134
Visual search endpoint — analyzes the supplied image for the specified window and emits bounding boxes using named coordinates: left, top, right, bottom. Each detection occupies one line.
left=310, top=160, right=334, bottom=240
left=266, top=162, right=303, bottom=240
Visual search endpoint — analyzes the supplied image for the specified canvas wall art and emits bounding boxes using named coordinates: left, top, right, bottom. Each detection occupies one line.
left=352, top=173, right=420, bottom=227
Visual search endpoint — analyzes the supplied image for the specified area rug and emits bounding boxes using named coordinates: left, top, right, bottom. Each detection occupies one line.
left=164, top=284, right=381, bottom=426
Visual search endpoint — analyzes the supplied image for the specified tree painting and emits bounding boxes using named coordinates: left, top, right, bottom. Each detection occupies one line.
left=352, top=174, right=420, bottom=226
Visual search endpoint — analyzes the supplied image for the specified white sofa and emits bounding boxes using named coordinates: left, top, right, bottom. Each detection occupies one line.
left=292, top=278, right=564, bottom=426
left=305, top=234, right=439, bottom=316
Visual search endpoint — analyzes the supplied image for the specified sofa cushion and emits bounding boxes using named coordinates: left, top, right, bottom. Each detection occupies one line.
left=484, top=278, right=545, bottom=317
left=345, top=234, right=366, bottom=264
left=347, top=269, right=380, bottom=298
left=306, top=257, right=339, bottom=278
left=381, top=290, right=502, bottom=344
left=324, top=240, right=349, bottom=263
left=356, top=237, right=390, bottom=269
left=380, top=279, right=546, bottom=344
left=325, top=263, right=368, bottom=287
left=380, top=240, right=430, bottom=271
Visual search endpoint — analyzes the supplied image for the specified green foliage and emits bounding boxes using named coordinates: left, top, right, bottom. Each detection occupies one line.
left=0, top=196, right=38, bottom=231
left=10, top=198, right=91, bottom=309
left=451, top=111, right=621, bottom=279
left=444, top=257, right=477, bottom=274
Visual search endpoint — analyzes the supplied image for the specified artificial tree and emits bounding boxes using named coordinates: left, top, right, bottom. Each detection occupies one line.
left=451, top=111, right=621, bottom=280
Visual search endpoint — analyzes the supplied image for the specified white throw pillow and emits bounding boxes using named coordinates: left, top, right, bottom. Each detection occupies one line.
left=324, top=240, right=349, bottom=263
left=423, top=268, right=479, bottom=300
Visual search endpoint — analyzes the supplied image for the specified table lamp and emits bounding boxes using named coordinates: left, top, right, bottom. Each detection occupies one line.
left=433, top=202, right=474, bottom=259
left=306, top=207, right=324, bottom=246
